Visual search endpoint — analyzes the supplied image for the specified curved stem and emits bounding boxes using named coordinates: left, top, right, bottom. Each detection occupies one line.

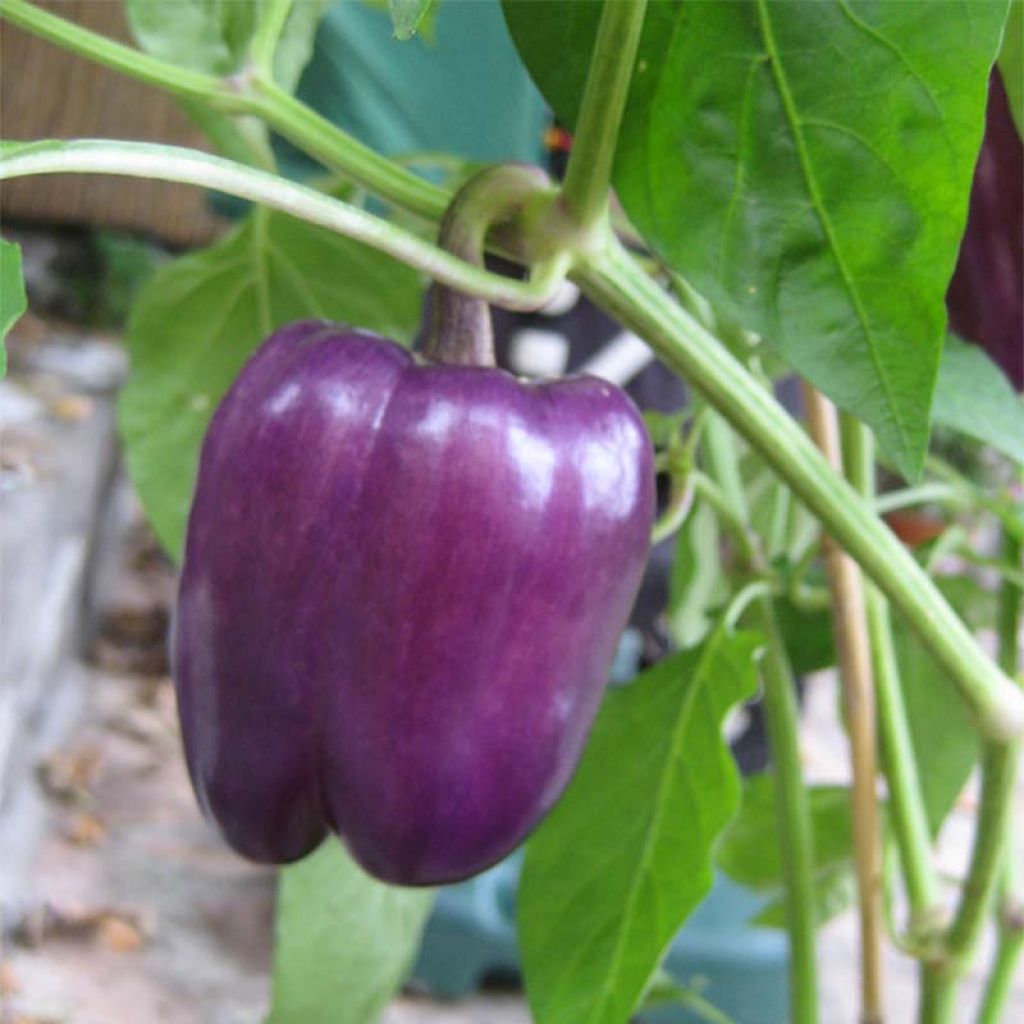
left=250, top=0, right=295, bottom=79
left=573, top=238, right=1024, bottom=743
left=806, top=398, right=884, bottom=1024
left=560, top=0, right=647, bottom=233
left=945, top=743, right=1018, bottom=963
left=976, top=532, right=1023, bottom=1024
left=873, top=483, right=963, bottom=516
left=0, top=140, right=562, bottom=311
left=702, top=414, right=819, bottom=1024
left=426, top=165, right=555, bottom=366
left=249, top=80, right=449, bottom=220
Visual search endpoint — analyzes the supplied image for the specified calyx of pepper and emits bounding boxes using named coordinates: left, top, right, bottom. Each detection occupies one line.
left=425, top=164, right=555, bottom=368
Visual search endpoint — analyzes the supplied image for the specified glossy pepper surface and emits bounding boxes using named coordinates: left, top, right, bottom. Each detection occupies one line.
left=173, top=320, right=654, bottom=885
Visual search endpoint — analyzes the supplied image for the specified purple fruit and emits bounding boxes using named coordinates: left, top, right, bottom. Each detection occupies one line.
left=173, top=320, right=654, bottom=885
left=947, top=69, right=1023, bottom=390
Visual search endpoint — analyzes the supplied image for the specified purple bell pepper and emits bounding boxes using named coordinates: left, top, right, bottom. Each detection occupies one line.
left=947, top=70, right=1023, bottom=391
left=173, top=321, right=654, bottom=885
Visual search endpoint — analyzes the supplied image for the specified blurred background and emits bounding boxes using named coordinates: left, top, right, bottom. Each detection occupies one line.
left=2, top=3, right=1022, bottom=1023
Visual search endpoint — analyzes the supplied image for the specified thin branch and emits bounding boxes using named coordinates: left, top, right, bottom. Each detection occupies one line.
left=0, top=140, right=562, bottom=311
left=573, top=239, right=1024, bottom=742
left=560, top=0, right=648, bottom=232
left=804, top=392, right=884, bottom=1024
left=702, top=414, right=819, bottom=1024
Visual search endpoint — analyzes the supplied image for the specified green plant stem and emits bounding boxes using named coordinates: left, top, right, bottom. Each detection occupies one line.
left=0, top=0, right=449, bottom=220
left=925, top=456, right=1024, bottom=545
left=919, top=973, right=958, bottom=1024
left=976, top=533, right=1023, bottom=1024
left=702, top=414, right=819, bottom=1024
left=248, top=80, right=449, bottom=219
left=843, top=417, right=940, bottom=924
left=573, top=238, right=1024, bottom=743
left=977, top=929, right=1024, bottom=1024
left=925, top=741, right=1019, bottom=1003
left=560, top=0, right=647, bottom=232
left=754, top=598, right=820, bottom=1024
left=690, top=473, right=759, bottom=569
left=873, top=483, right=962, bottom=516
left=869, top=595, right=940, bottom=918
left=0, top=140, right=559, bottom=310
left=250, top=0, right=295, bottom=78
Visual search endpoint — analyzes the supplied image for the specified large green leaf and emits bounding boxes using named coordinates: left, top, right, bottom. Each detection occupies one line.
left=518, top=628, right=760, bottom=1024
left=717, top=774, right=855, bottom=929
left=933, top=335, right=1024, bottom=465
left=269, top=841, right=434, bottom=1024
left=504, top=0, right=1007, bottom=478
left=999, top=1, right=1024, bottom=135
left=118, top=207, right=423, bottom=560
left=0, top=238, right=27, bottom=376
left=125, top=0, right=328, bottom=163
left=125, top=0, right=326, bottom=90
left=890, top=612, right=979, bottom=834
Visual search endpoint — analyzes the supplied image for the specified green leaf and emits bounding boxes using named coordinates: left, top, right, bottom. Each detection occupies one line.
left=389, top=0, right=436, bottom=41
left=118, top=207, right=423, bottom=560
left=999, top=1, right=1024, bottom=136
left=504, top=0, right=1007, bottom=478
left=125, top=0, right=260, bottom=76
left=717, top=774, right=855, bottom=929
left=272, top=0, right=333, bottom=93
left=0, top=238, right=27, bottom=376
left=890, top=612, right=979, bottom=834
left=666, top=498, right=728, bottom=648
left=773, top=598, right=835, bottom=677
left=519, top=628, right=760, bottom=1024
left=639, top=970, right=736, bottom=1024
left=933, top=335, right=1024, bottom=465
left=126, top=0, right=326, bottom=88
left=269, top=840, right=434, bottom=1024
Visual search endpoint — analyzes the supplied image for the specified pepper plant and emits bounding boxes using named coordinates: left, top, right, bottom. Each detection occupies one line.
left=1, top=2, right=1022, bottom=1022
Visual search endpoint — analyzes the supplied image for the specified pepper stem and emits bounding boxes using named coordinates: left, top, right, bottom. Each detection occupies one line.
left=426, top=164, right=554, bottom=367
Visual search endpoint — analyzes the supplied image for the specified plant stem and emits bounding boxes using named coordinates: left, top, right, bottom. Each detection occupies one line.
left=702, top=414, right=819, bottom=1024
left=573, top=238, right=1024, bottom=742
left=0, top=140, right=560, bottom=311
left=248, top=81, right=449, bottom=220
left=560, top=0, right=647, bottom=233
left=976, top=921, right=1024, bottom=1024
left=919, top=972, right=958, bottom=1024
left=250, top=0, right=295, bottom=79
left=873, top=483, right=962, bottom=516
left=806, top=398, right=884, bottom=1024
left=976, top=532, right=1023, bottom=1024
left=868, top=593, right=940, bottom=918
left=851, top=429, right=944, bottom=926
left=754, top=599, right=820, bottom=1024
left=0, top=0, right=449, bottom=220
left=945, top=743, right=1018, bottom=959
left=426, top=165, right=558, bottom=366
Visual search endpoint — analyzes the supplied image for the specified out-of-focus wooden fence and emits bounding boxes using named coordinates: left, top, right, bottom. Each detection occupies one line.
left=1, top=1, right=225, bottom=245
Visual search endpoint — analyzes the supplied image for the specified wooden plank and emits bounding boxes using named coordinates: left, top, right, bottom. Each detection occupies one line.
left=0, top=1, right=226, bottom=245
